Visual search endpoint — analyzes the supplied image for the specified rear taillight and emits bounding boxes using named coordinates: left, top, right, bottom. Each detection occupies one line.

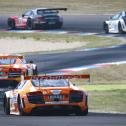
left=9, top=68, right=21, bottom=72
left=27, top=91, right=42, bottom=96
left=8, top=68, right=22, bottom=77
left=69, top=90, right=83, bottom=103
left=27, top=91, right=45, bottom=104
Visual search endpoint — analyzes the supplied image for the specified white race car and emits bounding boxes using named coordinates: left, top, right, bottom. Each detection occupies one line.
left=103, top=11, right=126, bottom=33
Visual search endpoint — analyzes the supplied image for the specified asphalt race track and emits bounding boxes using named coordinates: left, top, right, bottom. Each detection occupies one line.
left=26, top=44, right=126, bottom=73
left=0, top=14, right=108, bottom=32
left=0, top=111, right=125, bottom=126
left=0, top=15, right=126, bottom=126
left=63, top=14, right=107, bottom=32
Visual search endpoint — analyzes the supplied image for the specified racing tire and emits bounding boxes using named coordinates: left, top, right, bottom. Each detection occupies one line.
left=3, top=96, right=10, bottom=115
left=17, top=96, right=26, bottom=116
left=56, top=23, right=63, bottom=29
left=103, top=22, right=109, bottom=34
left=8, top=18, right=16, bottom=30
left=75, top=107, right=88, bottom=116
left=27, top=18, right=34, bottom=30
left=118, top=22, right=124, bottom=34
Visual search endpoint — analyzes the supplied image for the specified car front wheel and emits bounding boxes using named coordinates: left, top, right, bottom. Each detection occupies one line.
left=75, top=107, right=88, bottom=116
left=17, top=96, right=26, bottom=116
left=103, top=22, right=109, bottom=34
left=118, top=22, right=124, bottom=34
left=8, top=18, right=16, bottom=30
left=27, top=19, right=34, bottom=30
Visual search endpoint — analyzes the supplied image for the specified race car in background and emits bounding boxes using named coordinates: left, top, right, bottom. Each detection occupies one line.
left=8, top=8, right=67, bottom=30
left=0, top=55, right=38, bottom=78
left=3, top=74, right=89, bottom=116
left=103, top=11, right=126, bottom=33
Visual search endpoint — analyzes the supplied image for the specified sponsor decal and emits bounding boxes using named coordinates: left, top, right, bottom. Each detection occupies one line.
left=51, top=90, right=61, bottom=95
left=31, top=74, right=90, bottom=80
left=45, top=101, right=69, bottom=104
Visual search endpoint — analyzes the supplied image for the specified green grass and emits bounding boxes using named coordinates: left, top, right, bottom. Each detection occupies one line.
left=81, top=85, right=126, bottom=113
left=0, top=0, right=126, bottom=14
left=71, top=64, right=126, bottom=113
left=88, top=89, right=126, bottom=113
left=0, top=32, right=124, bottom=51
left=80, top=84, right=126, bottom=91
left=73, top=64, right=126, bottom=85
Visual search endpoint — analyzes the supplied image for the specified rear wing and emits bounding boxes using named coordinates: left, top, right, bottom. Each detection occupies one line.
left=41, top=8, right=67, bottom=11
left=0, top=74, right=90, bottom=88
left=24, top=74, right=90, bottom=80
left=0, top=55, right=23, bottom=59
left=0, top=74, right=90, bottom=81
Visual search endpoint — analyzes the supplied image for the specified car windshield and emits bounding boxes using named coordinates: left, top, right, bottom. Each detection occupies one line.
left=32, top=79, right=68, bottom=87
left=111, top=12, right=122, bottom=20
left=0, top=58, right=16, bottom=65
left=37, top=9, right=58, bottom=15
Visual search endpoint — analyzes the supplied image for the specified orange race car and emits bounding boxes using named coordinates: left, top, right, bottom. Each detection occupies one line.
left=0, top=55, right=38, bottom=79
left=3, top=74, right=89, bottom=116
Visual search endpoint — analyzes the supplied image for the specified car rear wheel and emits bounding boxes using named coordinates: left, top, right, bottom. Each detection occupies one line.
left=27, top=19, right=34, bottom=30
left=3, top=96, right=10, bottom=115
left=118, top=22, right=124, bottom=34
left=75, top=107, right=88, bottom=116
left=55, top=22, right=63, bottom=29
left=17, top=96, right=26, bottom=116
left=103, top=22, right=109, bottom=34
left=8, top=18, right=16, bottom=30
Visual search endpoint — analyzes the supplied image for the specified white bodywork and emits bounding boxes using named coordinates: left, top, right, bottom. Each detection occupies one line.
left=104, top=11, right=126, bottom=33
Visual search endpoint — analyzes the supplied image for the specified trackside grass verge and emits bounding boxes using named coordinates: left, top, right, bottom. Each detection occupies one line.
left=0, top=32, right=124, bottom=54
left=0, top=0, right=126, bottom=14
left=72, top=64, right=126, bottom=113
left=85, top=86, right=126, bottom=113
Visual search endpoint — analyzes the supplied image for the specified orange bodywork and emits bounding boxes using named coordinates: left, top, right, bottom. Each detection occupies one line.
left=5, top=75, right=89, bottom=115
left=0, top=55, right=27, bottom=78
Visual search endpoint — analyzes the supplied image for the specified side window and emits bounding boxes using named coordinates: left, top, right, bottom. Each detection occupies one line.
left=30, top=11, right=34, bottom=17
left=24, top=11, right=32, bottom=16
left=111, top=13, right=121, bottom=20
